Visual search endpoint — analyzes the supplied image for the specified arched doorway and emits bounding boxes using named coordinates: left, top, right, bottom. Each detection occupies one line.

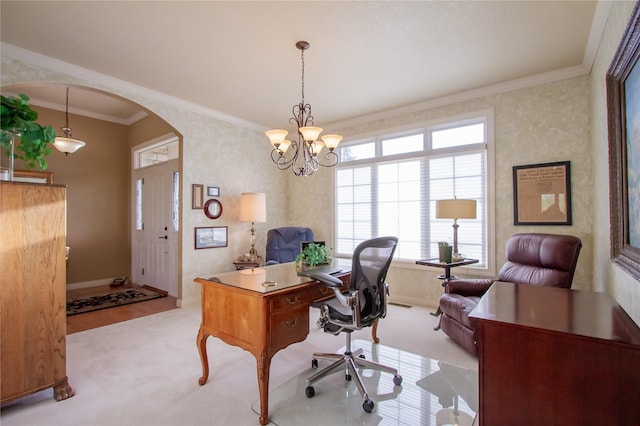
left=1, top=84, right=183, bottom=301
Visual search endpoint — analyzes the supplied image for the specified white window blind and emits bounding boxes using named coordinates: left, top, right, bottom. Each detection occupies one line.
left=335, top=115, right=489, bottom=266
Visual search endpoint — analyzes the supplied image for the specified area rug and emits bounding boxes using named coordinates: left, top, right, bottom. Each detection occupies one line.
left=252, top=339, right=478, bottom=426
left=66, top=287, right=166, bottom=316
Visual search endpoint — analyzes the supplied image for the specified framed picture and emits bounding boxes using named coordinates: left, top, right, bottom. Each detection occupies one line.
left=207, top=186, right=220, bottom=197
left=606, top=2, right=640, bottom=281
left=512, top=161, right=571, bottom=225
left=195, top=226, right=228, bottom=249
left=192, top=184, right=204, bottom=209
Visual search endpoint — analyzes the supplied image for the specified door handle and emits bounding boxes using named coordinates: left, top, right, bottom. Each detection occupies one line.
left=159, top=235, right=168, bottom=240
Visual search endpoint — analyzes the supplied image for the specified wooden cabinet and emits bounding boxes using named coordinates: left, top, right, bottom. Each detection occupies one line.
left=1, top=182, right=74, bottom=403
left=470, top=281, right=640, bottom=425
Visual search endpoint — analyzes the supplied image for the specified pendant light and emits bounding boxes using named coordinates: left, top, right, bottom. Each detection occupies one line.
left=53, top=87, right=86, bottom=155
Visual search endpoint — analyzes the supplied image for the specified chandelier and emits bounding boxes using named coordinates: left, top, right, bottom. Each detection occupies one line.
left=53, top=87, right=86, bottom=155
left=265, top=41, right=342, bottom=177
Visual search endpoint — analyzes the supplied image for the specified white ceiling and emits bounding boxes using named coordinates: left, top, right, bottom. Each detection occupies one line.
left=1, top=1, right=605, bottom=130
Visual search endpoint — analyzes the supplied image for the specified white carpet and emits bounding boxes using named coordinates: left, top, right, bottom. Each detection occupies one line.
left=0, top=302, right=476, bottom=426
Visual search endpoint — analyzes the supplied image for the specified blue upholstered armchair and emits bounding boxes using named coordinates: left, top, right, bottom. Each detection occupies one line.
left=265, top=227, right=314, bottom=264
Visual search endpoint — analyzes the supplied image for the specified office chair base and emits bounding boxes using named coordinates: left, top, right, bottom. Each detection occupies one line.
left=305, top=346, right=403, bottom=414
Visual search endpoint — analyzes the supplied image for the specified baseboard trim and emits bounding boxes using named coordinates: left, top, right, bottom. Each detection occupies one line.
left=66, top=279, right=113, bottom=291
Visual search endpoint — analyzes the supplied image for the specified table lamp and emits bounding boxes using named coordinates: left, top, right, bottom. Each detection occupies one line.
left=436, top=199, right=477, bottom=262
left=240, top=192, right=266, bottom=261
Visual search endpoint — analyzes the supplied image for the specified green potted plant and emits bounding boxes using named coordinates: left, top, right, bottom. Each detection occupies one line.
left=1, top=94, right=57, bottom=176
left=295, top=242, right=332, bottom=272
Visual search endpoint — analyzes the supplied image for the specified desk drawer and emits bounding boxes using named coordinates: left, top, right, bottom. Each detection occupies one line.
left=270, top=288, right=310, bottom=313
left=309, top=277, right=350, bottom=302
left=270, top=307, right=309, bottom=352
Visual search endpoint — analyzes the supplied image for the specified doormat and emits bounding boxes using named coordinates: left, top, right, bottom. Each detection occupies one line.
left=66, top=287, right=166, bottom=316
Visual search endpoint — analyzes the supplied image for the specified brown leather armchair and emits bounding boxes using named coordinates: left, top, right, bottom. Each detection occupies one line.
left=438, top=233, right=582, bottom=356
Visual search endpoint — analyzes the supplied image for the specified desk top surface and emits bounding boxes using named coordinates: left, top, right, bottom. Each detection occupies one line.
left=470, top=281, right=640, bottom=345
left=198, top=259, right=351, bottom=294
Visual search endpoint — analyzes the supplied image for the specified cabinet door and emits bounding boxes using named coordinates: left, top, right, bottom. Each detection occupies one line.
left=1, top=183, right=67, bottom=402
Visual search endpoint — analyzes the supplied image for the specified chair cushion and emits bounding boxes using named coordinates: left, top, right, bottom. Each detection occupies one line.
left=439, top=293, right=482, bottom=328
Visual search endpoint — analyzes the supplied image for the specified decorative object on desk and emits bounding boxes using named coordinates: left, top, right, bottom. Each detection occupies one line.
left=438, top=241, right=452, bottom=263
left=203, top=198, right=222, bottom=219
left=295, top=241, right=331, bottom=272
left=195, top=226, right=228, bottom=249
left=207, top=186, right=220, bottom=197
left=239, top=268, right=267, bottom=287
left=265, top=41, right=342, bottom=177
left=53, top=87, right=87, bottom=155
left=192, top=184, right=204, bottom=209
left=66, top=286, right=166, bottom=316
left=436, top=198, right=477, bottom=262
left=607, top=2, right=640, bottom=281
left=240, top=192, right=266, bottom=260
left=513, top=161, right=571, bottom=225
left=1, top=93, right=57, bottom=180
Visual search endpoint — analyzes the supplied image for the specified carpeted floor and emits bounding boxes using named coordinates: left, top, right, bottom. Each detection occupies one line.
left=66, top=286, right=166, bottom=316
left=1, top=302, right=476, bottom=426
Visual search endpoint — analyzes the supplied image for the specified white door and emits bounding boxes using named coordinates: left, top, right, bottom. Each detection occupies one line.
left=132, top=159, right=179, bottom=296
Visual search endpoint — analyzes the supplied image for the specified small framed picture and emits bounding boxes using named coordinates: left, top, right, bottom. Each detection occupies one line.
left=207, top=186, right=220, bottom=197
left=195, top=226, right=228, bottom=249
left=192, top=184, right=204, bottom=209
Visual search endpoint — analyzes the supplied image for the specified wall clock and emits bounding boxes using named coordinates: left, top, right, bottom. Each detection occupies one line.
left=203, top=199, right=223, bottom=220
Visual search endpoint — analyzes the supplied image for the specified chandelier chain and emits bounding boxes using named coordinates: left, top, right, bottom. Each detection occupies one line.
left=300, top=47, right=305, bottom=105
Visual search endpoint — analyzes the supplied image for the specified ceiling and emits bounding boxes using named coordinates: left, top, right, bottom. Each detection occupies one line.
left=1, top=1, right=605, bottom=131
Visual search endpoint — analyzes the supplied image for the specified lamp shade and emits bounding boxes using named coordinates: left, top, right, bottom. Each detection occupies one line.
left=240, top=192, right=266, bottom=223
left=436, top=199, right=477, bottom=219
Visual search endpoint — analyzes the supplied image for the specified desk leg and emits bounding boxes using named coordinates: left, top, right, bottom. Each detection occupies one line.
left=257, top=352, right=271, bottom=425
left=196, top=327, right=210, bottom=386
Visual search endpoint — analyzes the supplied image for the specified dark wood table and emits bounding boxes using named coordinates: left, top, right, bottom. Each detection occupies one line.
left=416, top=258, right=479, bottom=319
left=470, top=281, right=640, bottom=425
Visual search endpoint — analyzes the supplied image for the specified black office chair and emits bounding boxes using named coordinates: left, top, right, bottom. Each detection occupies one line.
left=303, top=236, right=402, bottom=413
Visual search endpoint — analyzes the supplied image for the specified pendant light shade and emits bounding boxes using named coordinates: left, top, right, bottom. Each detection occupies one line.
left=53, top=87, right=86, bottom=156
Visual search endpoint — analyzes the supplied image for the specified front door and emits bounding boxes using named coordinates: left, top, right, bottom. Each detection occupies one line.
left=132, top=159, right=179, bottom=296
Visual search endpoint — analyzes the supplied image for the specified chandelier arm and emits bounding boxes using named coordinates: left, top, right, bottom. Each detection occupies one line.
left=316, top=151, right=339, bottom=168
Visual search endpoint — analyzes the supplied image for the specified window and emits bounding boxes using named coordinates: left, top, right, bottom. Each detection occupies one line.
left=135, top=178, right=143, bottom=231
left=134, top=135, right=179, bottom=169
left=335, top=112, right=491, bottom=267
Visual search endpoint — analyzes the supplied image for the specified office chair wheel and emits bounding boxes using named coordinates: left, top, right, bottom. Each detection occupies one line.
left=305, top=386, right=315, bottom=398
left=345, top=373, right=352, bottom=381
left=393, top=374, right=403, bottom=386
left=358, top=354, right=366, bottom=359
left=363, top=399, right=374, bottom=413
left=311, top=359, right=318, bottom=369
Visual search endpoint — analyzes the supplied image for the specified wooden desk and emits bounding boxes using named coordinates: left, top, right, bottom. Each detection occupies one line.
left=470, top=281, right=640, bottom=425
left=194, top=263, right=350, bottom=425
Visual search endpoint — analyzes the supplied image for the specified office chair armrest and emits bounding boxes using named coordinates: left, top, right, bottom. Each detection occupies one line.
left=304, top=272, right=344, bottom=288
